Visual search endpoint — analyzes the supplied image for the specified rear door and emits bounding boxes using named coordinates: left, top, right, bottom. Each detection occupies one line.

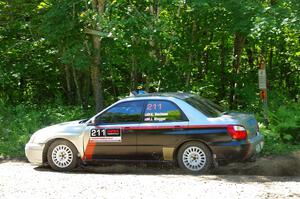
left=136, top=100, right=189, bottom=160
left=83, top=100, right=144, bottom=160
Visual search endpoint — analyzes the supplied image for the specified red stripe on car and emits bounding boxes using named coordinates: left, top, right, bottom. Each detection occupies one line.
left=95, top=124, right=228, bottom=130
left=82, top=140, right=96, bottom=160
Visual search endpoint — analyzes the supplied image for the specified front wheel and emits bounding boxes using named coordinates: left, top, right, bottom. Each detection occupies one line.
left=47, top=140, right=78, bottom=171
left=177, top=142, right=212, bottom=174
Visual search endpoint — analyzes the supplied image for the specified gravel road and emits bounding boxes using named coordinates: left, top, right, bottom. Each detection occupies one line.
left=0, top=161, right=300, bottom=199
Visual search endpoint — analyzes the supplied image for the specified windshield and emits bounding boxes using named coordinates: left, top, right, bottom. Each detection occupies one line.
left=184, top=96, right=224, bottom=118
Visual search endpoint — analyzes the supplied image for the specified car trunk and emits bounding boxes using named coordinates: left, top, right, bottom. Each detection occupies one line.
left=227, top=113, right=258, bottom=138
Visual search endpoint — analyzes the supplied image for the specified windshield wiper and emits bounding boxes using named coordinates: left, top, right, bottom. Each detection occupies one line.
left=221, top=111, right=229, bottom=115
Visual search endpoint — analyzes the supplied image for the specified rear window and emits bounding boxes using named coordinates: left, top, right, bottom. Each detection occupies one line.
left=184, top=96, right=224, bottom=117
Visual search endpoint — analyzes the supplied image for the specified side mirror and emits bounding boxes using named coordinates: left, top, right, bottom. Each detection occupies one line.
left=87, top=118, right=95, bottom=126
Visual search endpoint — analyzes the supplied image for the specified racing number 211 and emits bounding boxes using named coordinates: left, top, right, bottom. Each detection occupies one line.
left=147, top=103, right=162, bottom=111
left=91, top=129, right=105, bottom=137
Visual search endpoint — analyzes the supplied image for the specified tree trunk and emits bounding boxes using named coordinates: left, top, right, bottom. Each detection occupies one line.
left=147, top=1, right=160, bottom=92
left=130, top=55, right=138, bottom=90
left=72, top=67, right=82, bottom=105
left=91, top=35, right=103, bottom=112
left=90, top=0, right=105, bottom=112
left=198, top=30, right=213, bottom=79
left=203, top=32, right=213, bottom=75
left=64, top=65, right=73, bottom=104
left=81, top=71, right=90, bottom=110
left=110, top=68, right=118, bottom=101
left=185, top=20, right=197, bottom=89
left=219, top=35, right=227, bottom=100
left=131, top=34, right=138, bottom=90
left=246, top=47, right=254, bottom=69
left=62, top=45, right=73, bottom=104
left=185, top=53, right=192, bottom=89
left=268, top=46, right=273, bottom=84
left=229, top=32, right=246, bottom=109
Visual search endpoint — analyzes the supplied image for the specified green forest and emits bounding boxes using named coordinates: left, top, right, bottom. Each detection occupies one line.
left=0, top=0, right=300, bottom=157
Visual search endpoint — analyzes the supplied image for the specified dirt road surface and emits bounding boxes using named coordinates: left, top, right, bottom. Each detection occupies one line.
left=1, top=156, right=300, bottom=199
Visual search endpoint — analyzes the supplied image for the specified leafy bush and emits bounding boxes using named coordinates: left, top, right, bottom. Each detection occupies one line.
left=0, top=102, right=94, bottom=157
left=260, top=125, right=300, bottom=155
left=260, top=102, right=300, bottom=155
left=269, top=103, right=300, bottom=143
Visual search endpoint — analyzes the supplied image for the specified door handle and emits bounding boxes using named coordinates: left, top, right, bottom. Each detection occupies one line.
left=123, top=127, right=130, bottom=133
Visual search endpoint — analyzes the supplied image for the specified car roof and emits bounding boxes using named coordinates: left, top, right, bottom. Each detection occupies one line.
left=125, top=92, right=194, bottom=100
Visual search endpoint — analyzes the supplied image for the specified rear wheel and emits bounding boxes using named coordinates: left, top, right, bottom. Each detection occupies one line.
left=47, top=140, right=78, bottom=171
left=177, top=142, right=212, bottom=174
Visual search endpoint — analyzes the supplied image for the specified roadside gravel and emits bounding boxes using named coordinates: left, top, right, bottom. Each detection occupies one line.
left=0, top=161, right=299, bottom=199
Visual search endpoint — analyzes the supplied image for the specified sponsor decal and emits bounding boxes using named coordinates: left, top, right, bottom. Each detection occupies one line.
left=90, top=128, right=121, bottom=142
left=106, top=129, right=121, bottom=136
left=90, top=136, right=121, bottom=142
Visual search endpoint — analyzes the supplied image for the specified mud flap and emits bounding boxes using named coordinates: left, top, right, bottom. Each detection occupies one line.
left=213, top=154, right=219, bottom=168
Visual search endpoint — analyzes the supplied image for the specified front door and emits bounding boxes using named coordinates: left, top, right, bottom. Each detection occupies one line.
left=83, top=100, right=144, bottom=160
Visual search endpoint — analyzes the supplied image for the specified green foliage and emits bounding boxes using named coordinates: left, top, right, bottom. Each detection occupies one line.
left=269, top=103, right=300, bottom=143
left=261, top=126, right=300, bottom=155
left=0, top=102, right=93, bottom=157
left=1, top=0, right=299, bottom=108
left=260, top=102, right=300, bottom=155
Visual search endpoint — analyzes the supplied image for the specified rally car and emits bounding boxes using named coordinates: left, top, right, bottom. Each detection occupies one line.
left=25, top=92, right=264, bottom=174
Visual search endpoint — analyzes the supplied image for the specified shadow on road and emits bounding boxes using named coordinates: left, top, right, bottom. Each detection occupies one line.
left=35, top=162, right=183, bottom=175
left=33, top=161, right=300, bottom=184
left=4, top=151, right=298, bottom=180
left=34, top=153, right=300, bottom=180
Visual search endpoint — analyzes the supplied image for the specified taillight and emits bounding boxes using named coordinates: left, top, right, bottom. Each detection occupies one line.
left=227, top=125, right=247, bottom=140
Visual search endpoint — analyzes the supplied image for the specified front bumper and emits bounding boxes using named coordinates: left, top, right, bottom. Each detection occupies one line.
left=25, top=143, right=45, bottom=165
left=247, top=132, right=264, bottom=156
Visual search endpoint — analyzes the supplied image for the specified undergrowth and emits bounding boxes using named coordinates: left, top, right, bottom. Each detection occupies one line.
left=260, top=102, right=300, bottom=155
left=0, top=102, right=93, bottom=157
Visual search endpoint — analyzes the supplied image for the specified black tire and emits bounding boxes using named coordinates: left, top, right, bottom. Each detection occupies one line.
left=177, top=141, right=212, bottom=174
left=47, top=140, right=79, bottom=172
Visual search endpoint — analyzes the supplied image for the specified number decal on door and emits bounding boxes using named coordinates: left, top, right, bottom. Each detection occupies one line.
left=91, top=129, right=106, bottom=137
left=90, top=128, right=121, bottom=142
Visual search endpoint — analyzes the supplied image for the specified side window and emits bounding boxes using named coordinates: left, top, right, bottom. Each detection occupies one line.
left=95, top=101, right=144, bottom=124
left=144, top=100, right=185, bottom=122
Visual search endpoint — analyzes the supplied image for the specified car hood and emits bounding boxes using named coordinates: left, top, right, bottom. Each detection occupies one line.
left=32, top=119, right=87, bottom=143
